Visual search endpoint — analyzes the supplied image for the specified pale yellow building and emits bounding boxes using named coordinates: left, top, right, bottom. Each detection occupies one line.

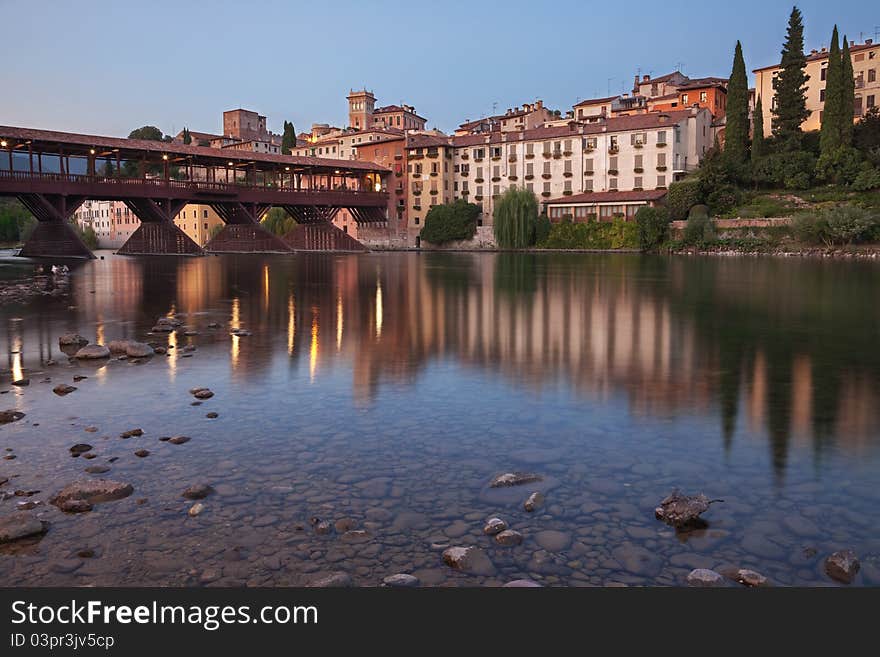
left=173, top=204, right=226, bottom=247
left=753, top=39, right=879, bottom=137
left=406, top=132, right=455, bottom=245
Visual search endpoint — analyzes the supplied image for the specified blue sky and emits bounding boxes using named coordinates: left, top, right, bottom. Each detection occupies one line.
left=0, top=0, right=875, bottom=137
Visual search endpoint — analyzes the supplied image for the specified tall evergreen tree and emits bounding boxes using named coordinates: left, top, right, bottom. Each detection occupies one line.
left=819, top=26, right=843, bottom=155
left=772, top=6, right=810, bottom=149
left=182, top=127, right=192, bottom=145
left=752, top=96, right=767, bottom=160
left=840, top=37, right=855, bottom=146
left=724, top=41, right=750, bottom=164
left=281, top=121, right=297, bottom=154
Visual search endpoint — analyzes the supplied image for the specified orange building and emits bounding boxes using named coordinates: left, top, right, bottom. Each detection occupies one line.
left=648, top=78, right=728, bottom=118
left=354, top=135, right=407, bottom=245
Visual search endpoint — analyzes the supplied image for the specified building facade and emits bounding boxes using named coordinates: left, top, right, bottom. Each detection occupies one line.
left=753, top=39, right=879, bottom=136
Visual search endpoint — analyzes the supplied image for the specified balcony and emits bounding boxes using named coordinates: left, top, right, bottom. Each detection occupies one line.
left=395, top=187, right=404, bottom=195
left=410, top=153, right=424, bottom=160
left=542, top=151, right=552, bottom=159
left=552, top=150, right=562, bottom=159
left=608, top=147, right=619, bottom=155
left=525, top=174, right=534, bottom=180
left=563, top=150, right=573, bottom=156
left=563, top=171, right=573, bottom=178
left=394, top=154, right=403, bottom=160
left=634, top=167, right=644, bottom=174
left=584, top=170, right=594, bottom=176
left=474, top=195, right=483, bottom=201
left=430, top=189, right=438, bottom=195
left=541, top=191, right=551, bottom=197
left=413, top=204, right=422, bottom=211
left=634, top=142, right=644, bottom=149
left=508, top=175, right=518, bottom=181
left=656, top=142, right=667, bottom=148
left=608, top=169, right=619, bottom=176
left=491, top=176, right=501, bottom=182
left=412, top=190, right=422, bottom=196
left=427, top=150, right=439, bottom=159
left=656, top=165, right=668, bottom=171
left=491, top=156, right=502, bottom=162
left=461, top=153, right=469, bottom=160
left=584, top=147, right=595, bottom=153
left=430, top=171, right=438, bottom=177
left=508, top=155, right=517, bottom=163
left=563, top=190, right=573, bottom=195
left=541, top=173, right=552, bottom=180
left=475, top=177, right=484, bottom=183
left=525, top=152, right=535, bottom=159
left=474, top=157, right=484, bottom=162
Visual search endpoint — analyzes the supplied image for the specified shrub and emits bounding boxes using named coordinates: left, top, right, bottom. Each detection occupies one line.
left=682, top=213, right=715, bottom=245
left=635, top=206, right=670, bottom=251
left=706, top=186, right=741, bottom=216
left=493, top=187, right=539, bottom=248
left=752, top=151, right=816, bottom=189
left=851, top=165, right=880, bottom=192
left=260, top=207, right=296, bottom=236
left=665, top=179, right=703, bottom=220
left=534, top=214, right=551, bottom=245
left=792, top=206, right=879, bottom=245
left=540, top=219, right=638, bottom=250
left=815, top=146, right=863, bottom=186
left=420, top=200, right=481, bottom=245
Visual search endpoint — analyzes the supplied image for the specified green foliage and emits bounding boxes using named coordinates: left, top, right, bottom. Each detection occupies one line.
left=182, top=128, right=192, bottom=145
left=752, top=150, right=816, bottom=189
left=772, top=7, right=810, bottom=149
left=841, top=37, right=855, bottom=146
left=210, top=224, right=225, bottom=240
left=666, top=179, right=703, bottom=220
left=421, top=200, right=481, bottom=245
left=854, top=107, right=880, bottom=153
left=493, top=187, right=539, bottom=248
left=128, top=126, right=166, bottom=141
left=752, top=96, right=767, bottom=161
left=535, top=214, right=551, bottom=244
left=281, top=121, right=297, bottom=154
left=102, top=158, right=115, bottom=177
left=260, top=207, right=296, bottom=236
left=0, top=199, right=35, bottom=243
left=539, top=219, right=638, bottom=249
left=706, top=186, right=741, bottom=215
left=725, top=41, right=750, bottom=164
left=851, top=165, right=880, bottom=192
left=683, top=213, right=716, bottom=245
left=688, top=204, right=710, bottom=220
left=792, top=206, right=880, bottom=245
left=635, top=206, right=670, bottom=251
left=819, top=26, right=844, bottom=155
left=70, top=220, right=98, bottom=249
left=814, top=146, right=863, bottom=185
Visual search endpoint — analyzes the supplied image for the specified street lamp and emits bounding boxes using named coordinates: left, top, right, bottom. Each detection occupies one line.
left=0, top=140, right=7, bottom=147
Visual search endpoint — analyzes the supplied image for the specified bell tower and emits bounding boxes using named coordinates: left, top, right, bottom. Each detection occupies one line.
left=347, top=89, right=375, bottom=130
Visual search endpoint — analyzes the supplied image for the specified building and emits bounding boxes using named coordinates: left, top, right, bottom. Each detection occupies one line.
left=406, top=132, right=455, bottom=246
left=634, top=71, right=691, bottom=99
left=454, top=101, right=553, bottom=136
left=346, top=90, right=427, bottom=132
left=647, top=77, right=728, bottom=118
left=173, top=204, right=226, bottom=246
left=573, top=96, right=617, bottom=121
left=753, top=38, right=879, bottom=136
left=544, top=189, right=667, bottom=222
left=223, top=108, right=281, bottom=145
left=353, top=135, right=408, bottom=246
left=448, top=108, right=713, bottom=236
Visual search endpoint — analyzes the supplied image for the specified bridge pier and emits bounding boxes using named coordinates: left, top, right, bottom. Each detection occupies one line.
left=204, top=202, right=292, bottom=253
left=16, top=193, right=95, bottom=259
left=117, top=199, right=204, bottom=256
left=283, top=223, right=368, bottom=252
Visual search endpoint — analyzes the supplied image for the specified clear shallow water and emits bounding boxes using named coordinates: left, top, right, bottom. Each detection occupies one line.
left=0, top=250, right=879, bottom=586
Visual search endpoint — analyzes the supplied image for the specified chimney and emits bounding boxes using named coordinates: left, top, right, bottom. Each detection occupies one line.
left=866, top=39, right=873, bottom=45
left=811, top=49, right=818, bottom=55
left=536, top=100, right=543, bottom=109
left=643, top=74, right=650, bottom=82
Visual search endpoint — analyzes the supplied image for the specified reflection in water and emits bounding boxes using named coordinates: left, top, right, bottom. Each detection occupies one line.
left=2, top=252, right=879, bottom=480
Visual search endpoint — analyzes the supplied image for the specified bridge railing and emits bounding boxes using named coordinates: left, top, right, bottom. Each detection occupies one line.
left=0, top=169, right=388, bottom=200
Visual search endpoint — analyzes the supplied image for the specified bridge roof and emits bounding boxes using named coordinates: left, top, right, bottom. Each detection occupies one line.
left=0, top=125, right=389, bottom=173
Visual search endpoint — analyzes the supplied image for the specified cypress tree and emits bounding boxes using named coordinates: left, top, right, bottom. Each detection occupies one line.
left=182, top=127, right=192, bottom=145
left=752, top=96, right=767, bottom=160
left=772, top=6, right=810, bottom=149
left=840, top=37, right=855, bottom=146
left=724, top=41, right=750, bottom=164
left=281, top=121, right=297, bottom=154
left=819, top=26, right=842, bottom=155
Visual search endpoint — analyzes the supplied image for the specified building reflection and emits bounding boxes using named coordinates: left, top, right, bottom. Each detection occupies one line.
left=2, top=252, right=878, bottom=476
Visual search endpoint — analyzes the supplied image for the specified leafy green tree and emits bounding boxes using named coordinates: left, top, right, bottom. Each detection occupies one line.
left=281, top=121, right=297, bottom=154
left=182, top=127, right=192, bottom=145
left=772, top=6, right=810, bottom=149
left=128, top=126, right=165, bottom=141
left=70, top=219, right=98, bottom=249
left=854, top=106, right=880, bottom=153
left=819, top=26, right=843, bottom=155
left=665, top=179, right=703, bottom=219
left=724, top=41, right=750, bottom=164
left=493, top=187, right=539, bottom=248
left=635, top=206, right=670, bottom=251
left=260, top=207, right=296, bottom=236
left=840, top=37, right=855, bottom=146
left=420, top=200, right=481, bottom=245
left=752, top=96, right=767, bottom=160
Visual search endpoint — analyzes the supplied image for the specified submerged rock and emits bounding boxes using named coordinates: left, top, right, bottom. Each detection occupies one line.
left=134, top=449, right=150, bottom=458
left=75, top=344, right=110, bottom=360
left=495, top=530, right=524, bottom=547
left=59, top=334, right=89, bottom=347
left=687, top=569, right=725, bottom=587
left=120, top=429, right=143, bottom=439
left=182, top=484, right=214, bottom=500
left=309, top=572, right=352, bottom=587
left=168, top=436, right=191, bottom=445
left=0, top=410, right=25, bottom=424
left=524, top=491, right=545, bottom=512
left=50, top=479, right=133, bottom=507
left=58, top=499, right=92, bottom=513
left=824, top=550, right=860, bottom=584
left=483, top=517, right=508, bottom=535
left=125, top=342, right=154, bottom=358
left=654, top=490, right=717, bottom=528
left=502, top=579, right=543, bottom=587
left=53, top=384, right=77, bottom=396
left=489, top=472, right=543, bottom=488
left=442, top=546, right=496, bottom=575
left=107, top=340, right=133, bottom=354
left=193, top=389, right=214, bottom=400
left=188, top=503, right=205, bottom=517
left=0, top=513, right=49, bottom=543
left=735, top=569, right=768, bottom=587
left=84, top=465, right=110, bottom=474
left=69, top=443, right=93, bottom=456
left=12, top=378, right=29, bottom=387
left=382, top=573, right=420, bottom=588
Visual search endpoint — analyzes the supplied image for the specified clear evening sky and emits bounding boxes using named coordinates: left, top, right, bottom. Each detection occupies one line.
left=1, top=0, right=876, bottom=137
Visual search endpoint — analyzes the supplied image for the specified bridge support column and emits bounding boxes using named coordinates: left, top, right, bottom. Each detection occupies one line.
left=204, top=202, right=292, bottom=253
left=118, top=199, right=203, bottom=256
left=16, top=194, right=94, bottom=259
left=282, top=223, right=368, bottom=252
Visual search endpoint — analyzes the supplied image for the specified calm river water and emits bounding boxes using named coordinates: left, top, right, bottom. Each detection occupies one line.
left=1, top=250, right=879, bottom=586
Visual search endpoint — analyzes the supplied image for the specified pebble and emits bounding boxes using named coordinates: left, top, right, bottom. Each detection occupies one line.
left=383, top=573, right=420, bottom=587
left=687, top=569, right=726, bottom=587
left=168, top=436, right=191, bottom=445
left=483, top=517, right=508, bottom=535
left=524, top=491, right=545, bottom=512
left=442, top=546, right=496, bottom=575
left=53, top=384, right=77, bottom=396
left=735, top=569, right=768, bottom=587
left=134, top=449, right=150, bottom=458
left=188, top=503, right=205, bottom=517
left=495, top=529, right=524, bottom=546
left=489, top=472, right=543, bottom=488
left=182, top=484, right=214, bottom=500
left=824, top=550, right=860, bottom=584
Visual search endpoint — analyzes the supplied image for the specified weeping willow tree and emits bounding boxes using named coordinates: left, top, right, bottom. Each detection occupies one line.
left=493, top=187, right=538, bottom=248
left=261, top=207, right=296, bottom=236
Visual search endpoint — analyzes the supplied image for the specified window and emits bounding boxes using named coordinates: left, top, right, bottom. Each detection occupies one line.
left=868, top=95, right=876, bottom=109
left=526, top=182, right=534, bottom=192
left=584, top=158, right=593, bottom=173
left=634, top=154, right=643, bottom=169
left=681, top=93, right=689, bottom=104
left=634, top=176, right=643, bottom=189
left=609, top=178, right=618, bottom=190
left=821, top=65, right=828, bottom=81
left=700, top=91, right=707, bottom=103
left=820, top=88, right=826, bottom=102
left=609, top=156, right=618, bottom=171
left=492, top=184, right=500, bottom=196
left=563, top=179, right=572, bottom=192
left=657, top=152, right=666, bottom=167
left=869, top=69, right=877, bottom=83
left=584, top=137, right=597, bottom=149
left=543, top=161, right=551, bottom=175
left=473, top=148, right=485, bottom=159
left=203, top=210, right=208, bottom=218
left=657, top=175, right=666, bottom=188
left=491, top=146, right=502, bottom=158
left=564, top=160, right=572, bottom=173
left=543, top=182, right=551, bottom=194
left=204, top=223, right=208, bottom=230
left=543, top=142, right=552, bottom=154
left=610, top=135, right=619, bottom=150
left=526, top=163, right=534, bottom=176
left=630, top=132, right=647, bottom=145
left=584, top=179, right=593, bottom=192
left=526, top=143, right=534, bottom=155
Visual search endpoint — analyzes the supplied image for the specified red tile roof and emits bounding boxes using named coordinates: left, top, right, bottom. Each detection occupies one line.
left=545, top=190, right=667, bottom=205
left=573, top=95, right=618, bottom=107
left=405, top=133, right=451, bottom=149
left=753, top=41, right=877, bottom=72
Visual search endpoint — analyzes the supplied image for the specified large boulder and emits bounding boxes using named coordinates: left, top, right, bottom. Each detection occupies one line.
left=687, top=569, right=725, bottom=587
left=50, top=479, right=133, bottom=508
left=0, top=514, right=49, bottom=544
left=107, top=339, right=133, bottom=354
left=825, top=550, right=860, bottom=584
left=655, top=490, right=716, bottom=528
left=59, top=334, right=89, bottom=347
left=125, top=342, right=154, bottom=358
left=0, top=410, right=25, bottom=424
left=75, top=344, right=110, bottom=360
